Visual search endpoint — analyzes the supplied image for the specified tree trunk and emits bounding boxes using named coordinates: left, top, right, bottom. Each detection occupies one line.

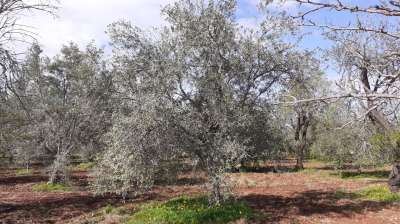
left=359, top=68, right=399, bottom=192
left=48, top=147, right=69, bottom=184
left=294, top=110, right=310, bottom=170
left=359, top=67, right=392, bottom=131
left=296, top=142, right=305, bottom=170
left=389, top=162, right=400, bottom=192
left=209, top=173, right=223, bottom=206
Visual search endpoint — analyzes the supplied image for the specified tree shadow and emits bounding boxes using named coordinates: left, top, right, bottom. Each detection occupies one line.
left=174, top=177, right=207, bottom=186
left=241, top=189, right=393, bottom=223
left=334, top=170, right=390, bottom=179
left=0, top=191, right=166, bottom=223
left=0, top=194, right=122, bottom=222
left=0, top=171, right=90, bottom=187
left=0, top=175, right=48, bottom=185
left=69, top=171, right=90, bottom=187
left=229, top=165, right=300, bottom=174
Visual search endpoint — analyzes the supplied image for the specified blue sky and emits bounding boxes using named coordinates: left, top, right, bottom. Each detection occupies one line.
left=22, top=0, right=329, bottom=54
left=21, top=0, right=389, bottom=80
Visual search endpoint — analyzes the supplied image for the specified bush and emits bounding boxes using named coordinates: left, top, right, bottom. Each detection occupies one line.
left=127, top=196, right=253, bottom=224
left=32, top=183, right=71, bottom=192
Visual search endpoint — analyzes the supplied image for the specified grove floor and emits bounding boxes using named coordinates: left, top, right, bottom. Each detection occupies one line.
left=1, top=161, right=399, bottom=224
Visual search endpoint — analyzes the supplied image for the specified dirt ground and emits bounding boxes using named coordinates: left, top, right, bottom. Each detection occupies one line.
left=1, top=162, right=400, bottom=224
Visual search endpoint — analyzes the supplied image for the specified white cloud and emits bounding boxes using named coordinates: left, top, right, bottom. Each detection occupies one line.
left=20, top=0, right=175, bottom=56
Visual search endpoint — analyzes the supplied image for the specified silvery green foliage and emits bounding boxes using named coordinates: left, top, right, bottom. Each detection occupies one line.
left=97, top=0, right=300, bottom=205
left=92, top=112, right=169, bottom=198
left=93, top=20, right=179, bottom=198
left=310, top=103, right=384, bottom=168
left=0, top=2, right=57, bottom=157
left=15, top=43, right=112, bottom=183
left=92, top=82, right=179, bottom=198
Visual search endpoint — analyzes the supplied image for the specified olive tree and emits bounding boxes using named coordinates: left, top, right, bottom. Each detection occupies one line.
left=268, top=0, right=400, bottom=191
left=94, top=0, right=301, bottom=205
left=0, top=0, right=57, bottom=164
left=277, top=52, right=327, bottom=169
left=19, top=43, right=112, bottom=183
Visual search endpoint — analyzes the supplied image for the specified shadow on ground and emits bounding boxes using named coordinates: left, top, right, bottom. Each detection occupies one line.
left=229, top=165, right=301, bottom=173
left=0, top=175, right=48, bottom=185
left=0, top=194, right=124, bottom=223
left=0, top=190, right=165, bottom=224
left=335, top=170, right=390, bottom=179
left=242, top=189, right=392, bottom=223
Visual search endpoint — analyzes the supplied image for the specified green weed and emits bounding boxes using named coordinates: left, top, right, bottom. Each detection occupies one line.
left=127, top=196, right=253, bottom=224
left=32, top=182, right=71, bottom=192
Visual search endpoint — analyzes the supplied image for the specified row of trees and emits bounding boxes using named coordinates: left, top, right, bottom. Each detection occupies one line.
left=2, top=0, right=400, bottom=204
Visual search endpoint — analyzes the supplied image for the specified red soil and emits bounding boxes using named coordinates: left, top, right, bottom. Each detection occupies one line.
left=1, top=162, right=400, bottom=224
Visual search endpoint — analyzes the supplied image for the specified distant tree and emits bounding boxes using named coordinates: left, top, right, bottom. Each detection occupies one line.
left=0, top=0, right=57, bottom=100
left=277, top=52, right=327, bottom=169
left=310, top=102, right=377, bottom=169
left=18, top=43, right=112, bottom=183
left=0, top=0, right=57, bottom=166
left=267, top=0, right=400, bottom=191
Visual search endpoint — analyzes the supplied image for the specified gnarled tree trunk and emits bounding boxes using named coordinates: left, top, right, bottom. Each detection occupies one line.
left=294, top=110, right=311, bottom=170
left=389, top=162, right=400, bottom=192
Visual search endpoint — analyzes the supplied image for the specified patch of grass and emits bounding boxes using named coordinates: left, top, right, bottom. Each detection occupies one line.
left=104, top=204, right=115, bottom=214
left=336, top=185, right=400, bottom=203
left=15, top=168, right=32, bottom=176
left=76, top=162, right=95, bottom=170
left=127, top=196, right=253, bottom=224
left=332, top=170, right=389, bottom=179
left=356, top=185, right=400, bottom=202
left=298, top=168, right=319, bottom=174
left=32, top=182, right=71, bottom=192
